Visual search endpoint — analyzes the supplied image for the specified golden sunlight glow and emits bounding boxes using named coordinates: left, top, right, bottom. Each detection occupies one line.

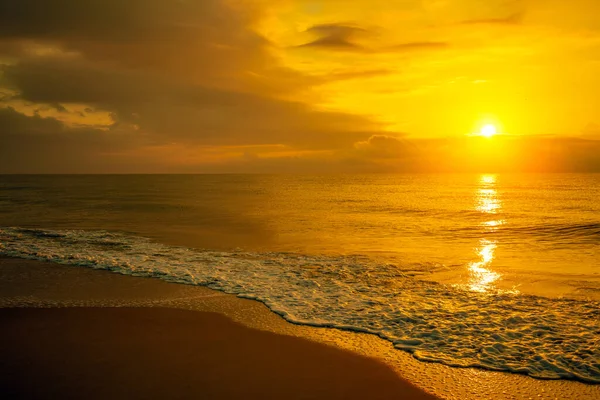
left=468, top=239, right=500, bottom=293
left=477, top=175, right=500, bottom=214
left=468, top=174, right=502, bottom=292
left=259, top=0, right=600, bottom=147
left=480, top=124, right=497, bottom=138
left=482, top=220, right=505, bottom=228
left=477, top=190, right=499, bottom=213
left=480, top=175, right=496, bottom=185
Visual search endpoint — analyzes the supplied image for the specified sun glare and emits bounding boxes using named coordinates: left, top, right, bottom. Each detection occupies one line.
left=480, top=124, right=497, bottom=138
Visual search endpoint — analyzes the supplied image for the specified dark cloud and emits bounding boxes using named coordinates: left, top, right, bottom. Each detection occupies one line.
left=298, top=23, right=448, bottom=54
left=0, top=39, right=29, bottom=58
left=298, top=23, right=370, bottom=51
left=0, top=0, right=389, bottom=172
left=2, top=59, right=162, bottom=105
left=2, top=55, right=381, bottom=149
left=0, top=104, right=382, bottom=173
left=0, top=0, right=310, bottom=94
left=0, top=106, right=64, bottom=134
left=0, top=106, right=143, bottom=173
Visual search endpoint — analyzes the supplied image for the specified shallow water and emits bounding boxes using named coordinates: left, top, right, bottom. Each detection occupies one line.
left=1, top=174, right=599, bottom=382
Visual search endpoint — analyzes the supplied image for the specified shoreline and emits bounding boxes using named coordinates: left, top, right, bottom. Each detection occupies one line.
left=1, top=256, right=598, bottom=399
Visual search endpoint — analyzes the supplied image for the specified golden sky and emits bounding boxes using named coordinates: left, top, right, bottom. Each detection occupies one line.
left=1, top=0, right=599, bottom=172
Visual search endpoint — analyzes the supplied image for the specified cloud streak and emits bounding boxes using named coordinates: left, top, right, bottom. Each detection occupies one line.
left=297, top=23, right=449, bottom=54
left=298, top=23, right=371, bottom=51
left=459, top=12, right=524, bottom=26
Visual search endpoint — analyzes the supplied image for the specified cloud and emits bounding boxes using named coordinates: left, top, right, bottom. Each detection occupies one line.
left=353, top=135, right=416, bottom=159
left=0, top=0, right=311, bottom=95
left=0, top=106, right=64, bottom=134
left=459, top=12, right=523, bottom=26
left=419, top=136, right=600, bottom=173
left=344, top=135, right=600, bottom=173
left=298, top=23, right=370, bottom=51
left=3, top=103, right=600, bottom=173
left=0, top=106, right=145, bottom=173
left=385, top=41, right=449, bottom=52
left=319, top=69, right=394, bottom=82
left=297, top=23, right=449, bottom=54
left=2, top=57, right=381, bottom=149
left=0, top=0, right=394, bottom=172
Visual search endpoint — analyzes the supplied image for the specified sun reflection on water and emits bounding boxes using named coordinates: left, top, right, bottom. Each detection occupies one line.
left=481, top=219, right=505, bottom=228
left=468, top=239, right=500, bottom=292
left=467, top=174, right=505, bottom=293
left=476, top=175, right=501, bottom=214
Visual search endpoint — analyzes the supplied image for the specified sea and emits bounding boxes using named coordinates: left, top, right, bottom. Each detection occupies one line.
left=0, top=174, right=598, bottom=383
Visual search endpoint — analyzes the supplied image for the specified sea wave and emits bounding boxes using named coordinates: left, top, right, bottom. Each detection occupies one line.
left=445, top=221, right=600, bottom=244
left=1, top=227, right=599, bottom=384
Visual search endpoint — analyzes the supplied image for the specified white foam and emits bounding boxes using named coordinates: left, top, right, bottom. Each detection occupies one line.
left=1, top=227, right=599, bottom=383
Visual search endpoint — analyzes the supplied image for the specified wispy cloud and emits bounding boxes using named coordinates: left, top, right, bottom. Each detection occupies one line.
left=298, top=23, right=449, bottom=54
left=459, top=12, right=523, bottom=26
left=298, top=23, right=371, bottom=52
left=385, top=41, right=449, bottom=52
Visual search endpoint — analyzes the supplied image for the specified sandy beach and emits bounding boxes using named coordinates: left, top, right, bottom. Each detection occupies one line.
left=1, top=257, right=598, bottom=400
left=1, top=307, right=438, bottom=400
left=0, top=257, right=438, bottom=400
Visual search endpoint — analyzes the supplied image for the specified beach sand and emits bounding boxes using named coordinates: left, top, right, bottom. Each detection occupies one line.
left=1, top=257, right=598, bottom=400
left=0, top=307, right=438, bottom=400
left=0, top=258, right=438, bottom=400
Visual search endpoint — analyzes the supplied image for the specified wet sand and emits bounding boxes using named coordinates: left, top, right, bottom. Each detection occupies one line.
left=0, top=258, right=438, bottom=400
left=0, top=307, right=440, bottom=400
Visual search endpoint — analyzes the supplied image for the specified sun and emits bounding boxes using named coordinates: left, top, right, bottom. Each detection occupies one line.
left=480, top=124, right=497, bottom=138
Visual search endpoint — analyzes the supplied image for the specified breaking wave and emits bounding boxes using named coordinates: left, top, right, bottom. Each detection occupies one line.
left=1, top=227, right=599, bottom=384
